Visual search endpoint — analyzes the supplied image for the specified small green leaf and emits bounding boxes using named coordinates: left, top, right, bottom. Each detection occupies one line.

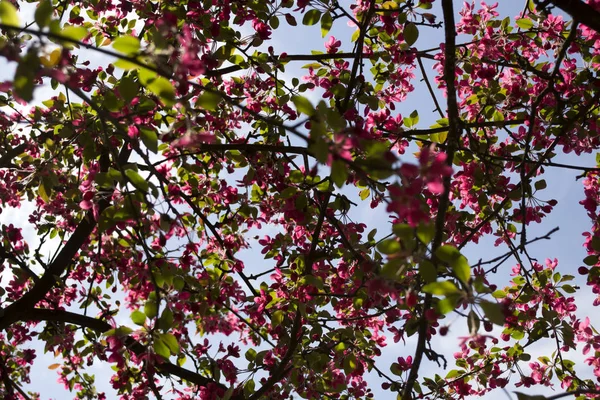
left=35, top=0, right=52, bottom=28
left=112, top=36, right=140, bottom=55
left=146, top=76, right=175, bottom=106
left=377, top=238, right=401, bottom=255
left=158, top=333, right=179, bottom=354
left=131, top=310, right=146, bottom=325
left=423, top=280, right=461, bottom=296
left=140, top=128, right=158, bottom=154
left=331, top=160, right=347, bottom=188
left=196, top=91, right=221, bottom=111
left=343, top=353, right=358, bottom=375
left=245, top=348, right=257, bottom=361
left=419, top=260, right=437, bottom=283
left=468, top=310, right=480, bottom=334
left=436, top=296, right=459, bottom=314
left=404, top=110, right=419, bottom=128
left=60, top=26, right=88, bottom=42
left=144, top=300, right=158, bottom=318
left=435, top=245, right=460, bottom=263
left=272, top=310, right=284, bottom=327
left=480, top=300, right=506, bottom=326
left=153, top=338, right=170, bottom=358
left=516, top=18, right=534, bottom=30
left=380, top=259, right=406, bottom=281
left=515, top=393, right=546, bottom=400
left=303, top=9, right=321, bottom=26
left=321, top=12, right=333, bottom=37
left=285, top=13, right=297, bottom=26
left=583, top=255, right=598, bottom=266
left=0, top=0, right=19, bottom=26
left=124, top=169, right=149, bottom=193
left=416, top=223, right=435, bottom=244
left=158, top=308, right=174, bottom=331
left=292, top=95, right=315, bottom=116
left=114, top=59, right=140, bottom=70
left=404, top=22, right=419, bottom=46
left=451, top=255, right=471, bottom=285
left=119, top=76, right=139, bottom=102
left=534, top=179, right=547, bottom=190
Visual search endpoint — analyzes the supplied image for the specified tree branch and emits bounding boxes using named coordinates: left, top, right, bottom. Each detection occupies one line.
left=403, top=0, right=460, bottom=398
left=545, top=0, right=600, bottom=33
left=23, top=308, right=227, bottom=390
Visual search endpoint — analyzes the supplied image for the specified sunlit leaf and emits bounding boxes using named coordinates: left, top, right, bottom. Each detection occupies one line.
left=0, top=0, right=19, bottom=26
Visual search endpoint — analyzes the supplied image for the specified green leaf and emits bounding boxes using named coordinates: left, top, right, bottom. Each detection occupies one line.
left=140, top=128, right=158, bottom=154
left=404, top=110, right=419, bottom=128
left=303, top=9, right=321, bottom=26
left=516, top=18, right=534, bottom=30
left=380, top=259, right=406, bottom=281
left=0, top=0, right=19, bottom=26
left=437, top=295, right=458, bottom=314
left=103, top=326, right=133, bottom=336
left=131, top=310, right=146, bottom=325
left=114, top=59, right=140, bottom=70
left=38, top=176, right=52, bottom=202
left=285, top=13, right=297, bottom=26
left=144, top=300, right=158, bottom=318
left=119, top=76, right=139, bottom=102
left=14, top=50, right=40, bottom=102
left=60, top=26, right=88, bottom=42
left=343, top=353, right=358, bottom=375
left=480, top=300, right=506, bottom=325
left=245, top=348, right=257, bottom=361
left=377, top=238, right=401, bottom=255
left=331, top=160, right=347, bottom=188
left=404, top=22, right=419, bottom=46
left=35, top=0, right=52, bottom=28
left=158, top=308, right=174, bottom=331
left=422, top=280, right=461, bottom=296
left=158, top=333, right=179, bottom=354
left=534, top=179, right=547, bottom=190
left=515, top=393, right=546, bottom=400
left=153, top=338, right=170, bottom=358
left=146, top=76, right=175, bottom=106
left=112, top=36, right=140, bottom=55
left=292, top=95, right=315, bottom=116
left=416, top=223, right=435, bottom=244
left=320, top=12, right=333, bottom=37
left=124, top=169, right=149, bottom=193
left=451, top=255, right=471, bottom=285
left=272, top=310, right=284, bottom=327
left=419, top=260, right=437, bottom=283
left=468, top=310, right=480, bottom=334
left=196, top=91, right=221, bottom=111
left=435, top=245, right=460, bottom=263
left=393, top=223, right=412, bottom=239
left=583, top=255, right=598, bottom=266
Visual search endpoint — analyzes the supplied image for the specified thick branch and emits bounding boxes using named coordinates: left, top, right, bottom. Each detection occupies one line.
left=546, top=0, right=600, bottom=33
left=403, top=0, right=460, bottom=398
left=23, top=309, right=226, bottom=390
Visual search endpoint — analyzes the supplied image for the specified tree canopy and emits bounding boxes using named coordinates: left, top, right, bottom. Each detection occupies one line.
left=1, top=0, right=600, bottom=399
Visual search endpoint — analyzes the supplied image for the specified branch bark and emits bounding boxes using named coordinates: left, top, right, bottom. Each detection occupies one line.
left=546, top=0, right=600, bottom=33
left=402, top=0, right=461, bottom=398
left=23, top=309, right=227, bottom=390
